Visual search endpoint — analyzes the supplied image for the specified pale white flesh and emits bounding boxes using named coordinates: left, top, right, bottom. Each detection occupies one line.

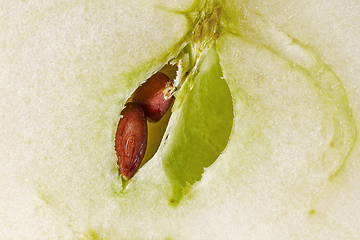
left=0, top=0, right=359, bottom=239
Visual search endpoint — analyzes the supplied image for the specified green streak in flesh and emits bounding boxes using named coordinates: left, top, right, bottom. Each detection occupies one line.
left=217, top=31, right=356, bottom=181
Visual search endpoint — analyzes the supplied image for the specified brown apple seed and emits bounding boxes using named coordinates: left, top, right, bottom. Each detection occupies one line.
left=115, top=102, right=148, bottom=180
left=132, top=72, right=175, bottom=123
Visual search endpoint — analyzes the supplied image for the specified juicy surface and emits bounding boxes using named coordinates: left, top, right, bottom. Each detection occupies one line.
left=1, top=0, right=360, bottom=239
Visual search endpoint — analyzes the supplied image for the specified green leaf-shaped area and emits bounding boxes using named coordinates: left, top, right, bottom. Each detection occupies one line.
left=161, top=47, right=233, bottom=203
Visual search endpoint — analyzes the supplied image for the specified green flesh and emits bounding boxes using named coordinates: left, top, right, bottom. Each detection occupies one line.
left=1, top=0, right=359, bottom=239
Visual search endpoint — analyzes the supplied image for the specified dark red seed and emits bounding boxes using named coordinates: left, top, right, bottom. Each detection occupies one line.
left=115, top=102, right=147, bottom=180
left=132, top=72, right=175, bottom=122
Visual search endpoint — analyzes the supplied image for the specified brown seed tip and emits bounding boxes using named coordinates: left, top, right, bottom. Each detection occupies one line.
left=115, top=102, right=148, bottom=180
left=133, top=72, right=175, bottom=122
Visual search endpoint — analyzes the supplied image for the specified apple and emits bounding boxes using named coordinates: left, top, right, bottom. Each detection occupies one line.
left=1, top=0, right=359, bottom=239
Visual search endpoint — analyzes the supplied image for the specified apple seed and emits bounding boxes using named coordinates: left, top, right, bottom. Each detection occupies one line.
left=133, top=72, right=175, bottom=122
left=115, top=102, right=148, bottom=180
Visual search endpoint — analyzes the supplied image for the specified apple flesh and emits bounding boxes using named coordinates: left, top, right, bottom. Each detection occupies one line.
left=0, top=0, right=359, bottom=239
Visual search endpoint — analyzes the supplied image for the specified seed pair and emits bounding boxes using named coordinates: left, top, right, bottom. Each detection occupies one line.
left=115, top=72, right=175, bottom=180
